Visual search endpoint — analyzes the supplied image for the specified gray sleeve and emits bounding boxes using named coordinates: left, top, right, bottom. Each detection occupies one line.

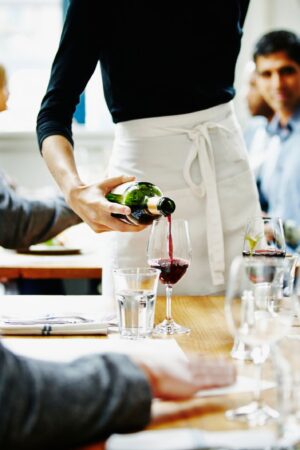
left=0, top=343, right=152, bottom=450
left=0, top=176, right=82, bottom=249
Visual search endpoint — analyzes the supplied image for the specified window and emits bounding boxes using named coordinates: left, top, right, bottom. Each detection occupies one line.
left=0, top=0, right=113, bottom=133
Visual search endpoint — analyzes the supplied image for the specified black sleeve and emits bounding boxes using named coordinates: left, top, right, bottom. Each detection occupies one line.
left=0, top=344, right=152, bottom=450
left=36, top=0, right=101, bottom=150
left=239, top=0, right=250, bottom=27
left=0, top=176, right=81, bottom=249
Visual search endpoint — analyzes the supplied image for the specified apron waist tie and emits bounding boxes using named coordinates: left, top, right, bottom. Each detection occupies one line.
left=168, top=122, right=233, bottom=286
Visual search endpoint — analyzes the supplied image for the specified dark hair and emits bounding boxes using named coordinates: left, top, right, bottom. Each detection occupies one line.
left=253, top=30, right=300, bottom=65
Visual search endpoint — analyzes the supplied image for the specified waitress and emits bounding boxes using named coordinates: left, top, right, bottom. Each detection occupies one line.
left=37, top=1, right=260, bottom=296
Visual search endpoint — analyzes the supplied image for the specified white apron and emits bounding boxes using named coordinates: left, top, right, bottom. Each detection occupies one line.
left=102, top=101, right=260, bottom=296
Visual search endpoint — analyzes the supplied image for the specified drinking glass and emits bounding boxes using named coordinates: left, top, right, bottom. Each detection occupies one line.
left=113, top=267, right=160, bottom=339
left=147, top=218, right=192, bottom=335
left=243, top=216, right=286, bottom=257
left=225, top=256, right=294, bottom=426
left=273, top=337, right=300, bottom=432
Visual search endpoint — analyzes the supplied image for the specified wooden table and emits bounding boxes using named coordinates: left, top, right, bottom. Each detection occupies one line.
left=77, top=295, right=278, bottom=450
left=150, top=296, right=260, bottom=432
left=0, top=248, right=102, bottom=279
left=1, top=295, right=279, bottom=449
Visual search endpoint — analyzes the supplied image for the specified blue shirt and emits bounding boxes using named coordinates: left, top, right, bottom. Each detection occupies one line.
left=243, top=116, right=268, bottom=150
left=258, top=108, right=300, bottom=224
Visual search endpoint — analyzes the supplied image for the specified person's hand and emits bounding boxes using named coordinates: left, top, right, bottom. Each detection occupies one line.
left=67, top=175, right=147, bottom=233
left=132, top=353, right=236, bottom=400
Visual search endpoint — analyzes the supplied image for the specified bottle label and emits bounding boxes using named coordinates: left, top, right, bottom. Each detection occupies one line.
left=147, top=197, right=160, bottom=215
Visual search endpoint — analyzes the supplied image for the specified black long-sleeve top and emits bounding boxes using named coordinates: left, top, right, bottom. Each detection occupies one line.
left=37, top=1, right=250, bottom=149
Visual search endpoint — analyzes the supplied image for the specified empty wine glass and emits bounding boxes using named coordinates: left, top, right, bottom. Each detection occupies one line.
left=243, top=216, right=286, bottom=257
left=147, top=218, right=192, bottom=335
left=225, top=256, right=294, bottom=426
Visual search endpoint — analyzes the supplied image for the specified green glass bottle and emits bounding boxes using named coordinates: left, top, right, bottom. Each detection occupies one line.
left=106, top=181, right=176, bottom=225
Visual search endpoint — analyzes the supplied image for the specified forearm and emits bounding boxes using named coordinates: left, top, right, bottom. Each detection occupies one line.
left=41, top=135, right=83, bottom=201
left=0, top=348, right=152, bottom=450
left=41, top=136, right=143, bottom=233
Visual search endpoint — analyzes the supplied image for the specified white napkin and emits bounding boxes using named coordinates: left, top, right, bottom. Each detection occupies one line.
left=106, top=428, right=277, bottom=450
left=196, top=375, right=275, bottom=397
left=0, top=321, right=108, bottom=335
left=0, top=313, right=116, bottom=335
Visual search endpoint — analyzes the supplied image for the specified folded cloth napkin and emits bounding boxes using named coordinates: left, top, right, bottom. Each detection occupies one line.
left=0, top=321, right=108, bottom=335
left=106, top=428, right=279, bottom=450
left=0, top=314, right=116, bottom=335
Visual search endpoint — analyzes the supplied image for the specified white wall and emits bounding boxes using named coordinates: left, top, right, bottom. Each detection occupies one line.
left=0, top=131, right=112, bottom=192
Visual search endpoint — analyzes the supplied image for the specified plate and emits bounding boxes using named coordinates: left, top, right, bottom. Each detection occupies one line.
left=17, top=245, right=81, bottom=255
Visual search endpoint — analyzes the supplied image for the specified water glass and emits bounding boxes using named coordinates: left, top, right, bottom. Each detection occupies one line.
left=113, top=267, right=160, bottom=339
left=225, top=256, right=294, bottom=425
left=272, top=337, right=300, bottom=446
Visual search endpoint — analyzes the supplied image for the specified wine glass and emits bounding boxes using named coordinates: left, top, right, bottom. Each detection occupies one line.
left=147, top=218, right=192, bottom=335
left=291, top=258, right=300, bottom=325
left=232, top=217, right=287, bottom=361
left=225, top=256, right=294, bottom=426
left=243, top=216, right=286, bottom=257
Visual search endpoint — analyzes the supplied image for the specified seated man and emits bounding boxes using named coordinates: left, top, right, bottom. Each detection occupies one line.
left=247, top=31, right=300, bottom=237
left=0, top=342, right=235, bottom=449
left=0, top=63, right=82, bottom=250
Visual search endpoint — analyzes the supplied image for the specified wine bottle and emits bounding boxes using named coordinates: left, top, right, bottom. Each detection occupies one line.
left=106, top=181, right=176, bottom=225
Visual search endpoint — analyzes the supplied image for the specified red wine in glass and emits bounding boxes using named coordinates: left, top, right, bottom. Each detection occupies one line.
left=150, top=216, right=189, bottom=284
left=150, top=258, right=189, bottom=284
left=147, top=217, right=192, bottom=335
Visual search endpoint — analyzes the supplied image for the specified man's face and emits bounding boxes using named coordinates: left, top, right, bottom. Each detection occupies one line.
left=255, top=51, right=300, bottom=115
left=246, top=71, right=273, bottom=118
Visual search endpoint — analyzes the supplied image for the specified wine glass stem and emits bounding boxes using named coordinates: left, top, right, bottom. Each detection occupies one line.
left=253, top=362, right=263, bottom=405
left=165, top=284, right=173, bottom=321
left=252, top=345, right=269, bottom=405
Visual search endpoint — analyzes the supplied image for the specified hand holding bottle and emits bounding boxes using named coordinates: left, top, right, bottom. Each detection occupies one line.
left=42, top=137, right=175, bottom=233
left=42, top=137, right=144, bottom=233
left=67, top=175, right=148, bottom=233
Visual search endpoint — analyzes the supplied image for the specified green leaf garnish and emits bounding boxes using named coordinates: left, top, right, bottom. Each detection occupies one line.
left=245, top=233, right=263, bottom=255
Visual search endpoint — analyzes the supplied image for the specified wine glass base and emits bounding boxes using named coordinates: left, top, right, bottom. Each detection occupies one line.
left=153, top=319, right=190, bottom=336
left=225, top=401, right=279, bottom=426
left=230, top=338, right=253, bottom=361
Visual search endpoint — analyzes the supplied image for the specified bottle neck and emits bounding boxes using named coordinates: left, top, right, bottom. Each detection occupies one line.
left=146, top=196, right=176, bottom=216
